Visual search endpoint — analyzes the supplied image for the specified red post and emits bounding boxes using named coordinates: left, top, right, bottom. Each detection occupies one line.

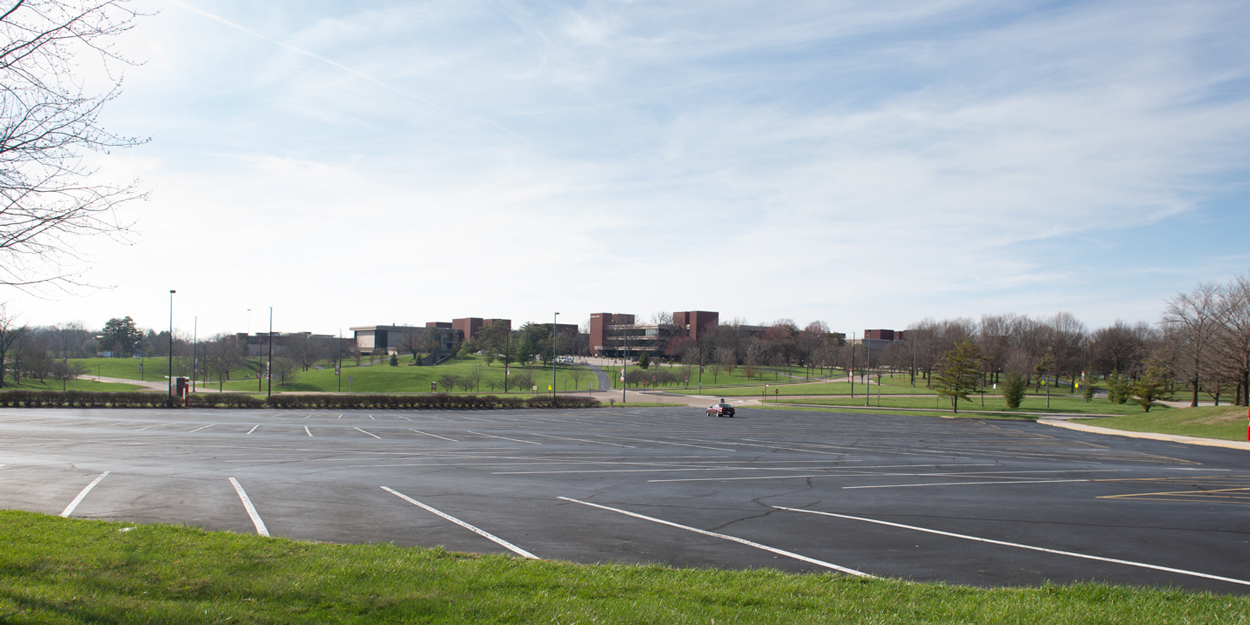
left=1246, top=404, right=1249, bottom=442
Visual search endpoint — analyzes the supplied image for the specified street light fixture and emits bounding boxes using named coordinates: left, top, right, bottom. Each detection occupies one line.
left=168, top=290, right=175, bottom=399
left=553, top=312, right=559, bottom=403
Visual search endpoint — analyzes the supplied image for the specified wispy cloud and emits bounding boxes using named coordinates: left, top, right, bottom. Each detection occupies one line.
left=15, top=0, right=1249, bottom=334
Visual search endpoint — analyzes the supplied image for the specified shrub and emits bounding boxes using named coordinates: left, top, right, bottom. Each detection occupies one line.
left=1081, top=379, right=1098, bottom=403
left=0, top=390, right=599, bottom=410
left=1000, top=372, right=1025, bottom=409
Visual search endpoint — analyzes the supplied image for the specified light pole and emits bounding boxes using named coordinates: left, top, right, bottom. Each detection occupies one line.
left=622, top=326, right=628, bottom=404
left=865, top=334, right=871, bottom=408
left=553, top=312, right=559, bottom=403
left=192, top=316, right=197, bottom=393
left=168, top=290, right=175, bottom=399
left=337, top=330, right=342, bottom=393
left=267, top=307, right=273, bottom=398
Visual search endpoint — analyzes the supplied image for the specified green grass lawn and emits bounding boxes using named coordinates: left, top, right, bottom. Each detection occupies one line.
left=774, top=393, right=1167, bottom=416
left=1, top=511, right=1245, bottom=625
left=1, top=378, right=142, bottom=392
left=710, top=375, right=932, bottom=397
left=665, top=366, right=848, bottom=391
left=1075, top=405, right=1249, bottom=442
left=73, top=357, right=256, bottom=385
left=203, top=357, right=603, bottom=395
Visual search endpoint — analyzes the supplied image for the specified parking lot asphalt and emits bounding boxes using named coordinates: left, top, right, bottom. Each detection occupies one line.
left=2, top=406, right=1247, bottom=593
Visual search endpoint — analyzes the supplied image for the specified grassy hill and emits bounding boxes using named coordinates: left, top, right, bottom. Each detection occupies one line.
left=1, top=510, right=1245, bottom=624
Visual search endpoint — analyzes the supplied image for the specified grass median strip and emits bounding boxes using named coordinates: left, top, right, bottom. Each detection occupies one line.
left=1, top=510, right=1248, bottom=623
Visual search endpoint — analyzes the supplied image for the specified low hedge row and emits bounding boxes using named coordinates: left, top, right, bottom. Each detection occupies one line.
left=0, top=390, right=600, bottom=410
left=0, top=390, right=179, bottom=408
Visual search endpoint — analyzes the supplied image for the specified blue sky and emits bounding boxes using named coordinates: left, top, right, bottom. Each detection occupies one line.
left=12, top=0, right=1250, bottom=337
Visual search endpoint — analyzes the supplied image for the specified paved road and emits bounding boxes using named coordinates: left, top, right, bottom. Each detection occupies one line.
left=2, top=406, right=1247, bottom=593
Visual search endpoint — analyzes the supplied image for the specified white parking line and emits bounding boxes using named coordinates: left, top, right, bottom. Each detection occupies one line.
left=381, top=486, right=538, bottom=559
left=246, top=425, right=259, bottom=435
left=397, top=416, right=412, bottom=421
left=558, top=496, right=872, bottom=578
left=843, top=479, right=1090, bottom=489
left=599, top=435, right=735, bottom=452
left=61, top=471, right=110, bottom=517
left=774, top=506, right=1250, bottom=588
left=189, top=424, right=216, bottom=433
left=466, top=431, right=541, bottom=445
left=229, top=477, right=270, bottom=537
left=530, top=433, right=635, bottom=448
left=409, top=429, right=458, bottom=442
left=354, top=427, right=381, bottom=440
left=304, top=426, right=313, bottom=437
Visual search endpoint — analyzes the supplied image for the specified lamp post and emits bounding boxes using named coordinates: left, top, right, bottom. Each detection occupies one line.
left=622, top=326, right=628, bottom=404
left=168, top=290, right=175, bottom=398
left=553, top=312, right=559, bottom=403
left=267, top=307, right=273, bottom=398
left=192, top=316, right=197, bottom=393
left=865, top=334, right=871, bottom=408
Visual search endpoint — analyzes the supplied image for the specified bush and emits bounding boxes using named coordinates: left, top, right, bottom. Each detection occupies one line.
left=1000, top=372, right=1025, bottom=409
left=1082, top=379, right=1098, bottom=403
left=0, top=390, right=600, bottom=410
left=1106, top=373, right=1131, bottom=405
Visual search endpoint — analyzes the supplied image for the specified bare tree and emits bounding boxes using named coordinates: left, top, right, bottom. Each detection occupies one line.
left=0, top=304, right=27, bottom=387
left=1, top=0, right=148, bottom=287
left=1213, top=273, right=1250, bottom=406
left=397, top=329, right=423, bottom=363
left=568, top=364, right=587, bottom=392
left=204, top=333, right=243, bottom=392
left=1163, top=282, right=1221, bottom=407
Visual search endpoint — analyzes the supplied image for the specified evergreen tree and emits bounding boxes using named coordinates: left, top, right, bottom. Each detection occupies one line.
left=1132, top=365, right=1172, bottom=412
left=932, top=338, right=984, bottom=413
left=99, top=316, right=143, bottom=357
left=1106, top=373, right=1132, bottom=404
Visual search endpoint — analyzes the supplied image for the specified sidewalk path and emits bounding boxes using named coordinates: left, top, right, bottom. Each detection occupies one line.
left=1038, top=417, right=1250, bottom=451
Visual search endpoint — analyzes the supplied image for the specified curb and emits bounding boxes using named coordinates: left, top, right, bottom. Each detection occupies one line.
left=1038, top=418, right=1250, bottom=451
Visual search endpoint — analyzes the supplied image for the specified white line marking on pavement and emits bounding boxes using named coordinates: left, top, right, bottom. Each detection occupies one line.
left=601, top=436, right=734, bottom=452
left=683, top=438, right=848, bottom=456
left=229, top=477, right=270, bottom=537
left=530, top=433, right=635, bottom=448
left=558, top=496, right=873, bottom=578
left=61, top=471, right=110, bottom=517
left=843, top=479, right=1090, bottom=489
left=354, top=427, right=381, bottom=439
left=398, top=416, right=412, bottom=421
left=304, top=426, right=313, bottom=437
left=409, top=429, right=458, bottom=442
left=367, top=414, right=375, bottom=420
left=246, top=425, right=259, bottom=435
left=381, top=486, right=538, bottom=559
left=189, top=424, right=216, bottom=433
left=773, top=506, right=1250, bottom=588
left=336, top=414, right=342, bottom=419
left=650, top=468, right=1101, bottom=484
left=466, top=431, right=541, bottom=445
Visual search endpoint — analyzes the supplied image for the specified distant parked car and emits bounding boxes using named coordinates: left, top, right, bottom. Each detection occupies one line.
left=706, top=402, right=735, bottom=418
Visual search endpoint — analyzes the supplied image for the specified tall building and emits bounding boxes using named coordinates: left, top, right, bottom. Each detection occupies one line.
left=589, top=310, right=719, bottom=358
